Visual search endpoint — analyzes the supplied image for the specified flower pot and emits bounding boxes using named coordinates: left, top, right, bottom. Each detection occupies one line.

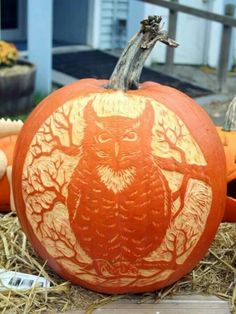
left=0, top=60, right=36, bottom=115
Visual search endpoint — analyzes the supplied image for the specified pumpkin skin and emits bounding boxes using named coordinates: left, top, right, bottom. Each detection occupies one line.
left=12, top=79, right=226, bottom=294
left=0, top=134, right=18, bottom=211
left=216, top=126, right=236, bottom=222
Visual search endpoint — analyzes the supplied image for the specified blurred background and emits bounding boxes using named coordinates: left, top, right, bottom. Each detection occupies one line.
left=0, top=0, right=236, bottom=121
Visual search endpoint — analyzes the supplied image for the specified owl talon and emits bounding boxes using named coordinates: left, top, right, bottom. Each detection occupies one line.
left=139, top=259, right=175, bottom=271
left=92, top=259, right=139, bottom=277
left=92, top=259, right=116, bottom=277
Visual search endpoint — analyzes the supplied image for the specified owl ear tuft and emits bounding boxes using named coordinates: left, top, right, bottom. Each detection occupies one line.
left=83, top=101, right=97, bottom=123
left=141, top=101, right=155, bottom=126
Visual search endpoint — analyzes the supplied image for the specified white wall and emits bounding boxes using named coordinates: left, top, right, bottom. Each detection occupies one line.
left=175, top=0, right=210, bottom=65
left=28, top=0, right=53, bottom=94
left=87, top=0, right=101, bottom=48
left=53, top=0, right=89, bottom=44
left=207, top=0, right=224, bottom=68
left=95, top=0, right=129, bottom=49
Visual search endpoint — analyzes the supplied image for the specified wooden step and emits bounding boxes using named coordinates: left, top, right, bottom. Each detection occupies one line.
left=45, top=294, right=231, bottom=314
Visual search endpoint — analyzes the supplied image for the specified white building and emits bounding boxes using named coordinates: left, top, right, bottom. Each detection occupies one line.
left=0, top=0, right=235, bottom=92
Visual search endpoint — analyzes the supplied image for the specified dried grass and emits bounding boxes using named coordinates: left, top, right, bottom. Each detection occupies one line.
left=0, top=212, right=235, bottom=314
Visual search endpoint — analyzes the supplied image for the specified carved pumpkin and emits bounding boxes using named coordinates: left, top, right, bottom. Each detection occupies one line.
left=216, top=96, right=236, bottom=222
left=0, top=118, right=23, bottom=212
left=12, top=17, right=226, bottom=294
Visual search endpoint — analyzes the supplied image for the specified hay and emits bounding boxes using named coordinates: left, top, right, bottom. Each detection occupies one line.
left=0, top=212, right=235, bottom=314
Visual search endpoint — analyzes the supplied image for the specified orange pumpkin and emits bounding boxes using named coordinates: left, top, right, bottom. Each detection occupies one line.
left=216, top=96, right=236, bottom=222
left=12, top=17, right=226, bottom=294
left=0, top=119, right=23, bottom=212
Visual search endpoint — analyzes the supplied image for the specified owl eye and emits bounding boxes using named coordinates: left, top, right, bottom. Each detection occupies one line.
left=96, top=150, right=109, bottom=158
left=96, top=133, right=111, bottom=143
left=123, top=131, right=138, bottom=142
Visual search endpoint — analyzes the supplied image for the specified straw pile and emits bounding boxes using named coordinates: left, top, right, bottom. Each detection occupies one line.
left=0, top=212, right=235, bottom=314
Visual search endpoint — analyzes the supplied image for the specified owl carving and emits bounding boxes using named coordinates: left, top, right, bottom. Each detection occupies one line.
left=67, top=100, right=172, bottom=272
left=14, top=82, right=225, bottom=293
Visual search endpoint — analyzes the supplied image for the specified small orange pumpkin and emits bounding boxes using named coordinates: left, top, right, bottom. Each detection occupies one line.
left=216, top=96, right=236, bottom=222
left=0, top=119, right=23, bottom=212
left=12, top=17, right=226, bottom=294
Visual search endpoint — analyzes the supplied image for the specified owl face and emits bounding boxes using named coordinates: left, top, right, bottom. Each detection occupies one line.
left=83, top=103, right=154, bottom=170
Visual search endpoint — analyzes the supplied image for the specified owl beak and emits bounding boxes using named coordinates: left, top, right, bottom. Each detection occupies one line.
left=115, top=142, right=119, bottom=157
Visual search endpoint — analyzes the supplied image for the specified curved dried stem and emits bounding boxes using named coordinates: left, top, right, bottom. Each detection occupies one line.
left=107, top=15, right=178, bottom=91
left=223, top=96, right=236, bottom=131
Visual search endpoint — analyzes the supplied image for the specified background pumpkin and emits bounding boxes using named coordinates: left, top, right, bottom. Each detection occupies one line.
left=0, top=118, right=23, bottom=212
left=12, top=16, right=226, bottom=294
left=216, top=96, right=236, bottom=222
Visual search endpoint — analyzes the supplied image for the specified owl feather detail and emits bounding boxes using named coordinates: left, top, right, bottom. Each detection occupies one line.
left=67, top=102, right=171, bottom=266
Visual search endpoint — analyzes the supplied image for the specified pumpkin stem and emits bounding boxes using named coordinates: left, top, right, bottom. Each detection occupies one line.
left=107, top=16, right=179, bottom=91
left=223, top=96, right=236, bottom=131
left=106, top=31, right=143, bottom=91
